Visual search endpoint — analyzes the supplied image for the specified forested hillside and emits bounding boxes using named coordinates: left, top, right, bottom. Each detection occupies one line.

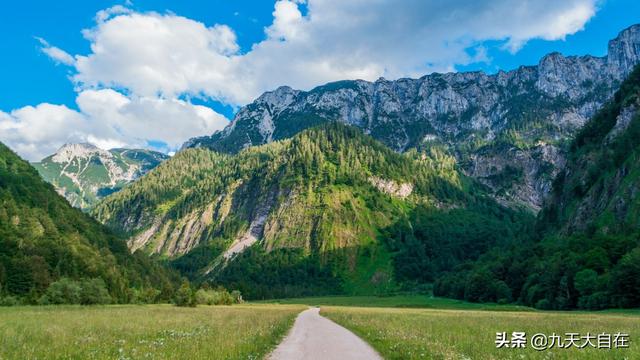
left=0, top=143, right=176, bottom=304
left=434, top=65, right=640, bottom=309
left=94, top=123, right=531, bottom=299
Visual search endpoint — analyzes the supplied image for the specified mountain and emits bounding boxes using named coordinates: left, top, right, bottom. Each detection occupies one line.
left=434, top=64, right=640, bottom=309
left=93, top=123, right=532, bottom=299
left=0, top=142, right=175, bottom=303
left=33, top=143, right=168, bottom=210
left=185, top=24, right=640, bottom=212
left=540, top=65, right=640, bottom=236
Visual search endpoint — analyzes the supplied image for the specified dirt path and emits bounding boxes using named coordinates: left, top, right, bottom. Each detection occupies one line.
left=268, top=307, right=383, bottom=360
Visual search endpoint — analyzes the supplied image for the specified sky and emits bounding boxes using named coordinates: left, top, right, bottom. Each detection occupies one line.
left=0, top=0, right=639, bottom=161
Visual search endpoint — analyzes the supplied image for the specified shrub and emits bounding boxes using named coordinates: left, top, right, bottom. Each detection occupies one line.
left=174, top=281, right=196, bottom=307
left=79, top=278, right=112, bottom=305
left=535, top=299, right=552, bottom=310
left=0, top=295, right=19, bottom=306
left=231, top=290, right=243, bottom=304
left=132, top=288, right=161, bottom=304
left=39, top=278, right=112, bottom=305
left=194, top=288, right=243, bottom=305
left=43, top=278, right=81, bottom=304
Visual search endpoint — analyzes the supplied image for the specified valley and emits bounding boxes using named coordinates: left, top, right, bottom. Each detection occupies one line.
left=1, top=299, right=637, bottom=359
left=0, top=5, right=639, bottom=359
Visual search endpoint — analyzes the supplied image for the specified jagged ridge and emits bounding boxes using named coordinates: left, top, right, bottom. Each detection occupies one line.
left=185, top=24, right=640, bottom=212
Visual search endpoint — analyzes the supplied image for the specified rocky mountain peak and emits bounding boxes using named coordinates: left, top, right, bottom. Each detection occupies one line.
left=607, top=24, right=640, bottom=76
left=34, top=144, right=168, bottom=209
left=256, top=85, right=300, bottom=104
left=183, top=24, right=640, bottom=212
left=52, top=142, right=111, bottom=163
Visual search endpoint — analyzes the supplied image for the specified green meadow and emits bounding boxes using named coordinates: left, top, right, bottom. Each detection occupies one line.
left=0, top=297, right=637, bottom=359
left=322, top=306, right=640, bottom=359
left=260, top=295, right=532, bottom=311
left=0, top=304, right=303, bottom=360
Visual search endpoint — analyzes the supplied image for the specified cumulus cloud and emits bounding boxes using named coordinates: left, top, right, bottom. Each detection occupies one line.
left=2, top=0, right=598, bottom=160
left=67, top=0, right=598, bottom=104
left=0, top=90, right=228, bottom=160
left=73, top=12, right=241, bottom=103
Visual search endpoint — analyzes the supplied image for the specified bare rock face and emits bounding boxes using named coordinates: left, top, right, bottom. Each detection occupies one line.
left=368, top=176, right=413, bottom=199
left=185, top=25, right=640, bottom=212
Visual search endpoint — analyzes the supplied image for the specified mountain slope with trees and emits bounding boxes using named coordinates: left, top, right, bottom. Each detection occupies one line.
left=0, top=142, right=176, bottom=304
left=433, top=65, right=640, bottom=309
left=94, top=123, right=532, bottom=299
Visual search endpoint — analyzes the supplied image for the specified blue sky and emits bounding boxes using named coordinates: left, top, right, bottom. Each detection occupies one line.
left=0, top=0, right=639, bottom=160
left=0, top=0, right=276, bottom=117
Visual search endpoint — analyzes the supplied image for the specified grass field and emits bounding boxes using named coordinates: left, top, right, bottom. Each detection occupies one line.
left=260, top=294, right=532, bottom=311
left=1, top=298, right=637, bottom=359
left=0, top=304, right=304, bottom=360
left=321, top=306, right=640, bottom=359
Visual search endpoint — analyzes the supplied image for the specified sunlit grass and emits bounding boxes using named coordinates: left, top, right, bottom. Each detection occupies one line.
left=0, top=304, right=304, bottom=360
left=322, top=306, right=640, bottom=359
left=259, top=294, right=532, bottom=311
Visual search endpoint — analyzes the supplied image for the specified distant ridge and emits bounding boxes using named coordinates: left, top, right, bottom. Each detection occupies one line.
left=33, top=143, right=168, bottom=210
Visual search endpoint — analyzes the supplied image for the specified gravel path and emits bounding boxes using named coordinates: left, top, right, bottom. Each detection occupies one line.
left=268, top=307, right=383, bottom=360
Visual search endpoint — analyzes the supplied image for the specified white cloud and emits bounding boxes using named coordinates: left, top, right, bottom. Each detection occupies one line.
left=65, top=0, right=597, bottom=105
left=266, top=0, right=305, bottom=41
left=95, top=4, right=132, bottom=23
left=3, top=0, right=598, bottom=160
left=0, top=90, right=228, bottom=161
left=73, top=12, right=241, bottom=103
left=0, top=104, right=87, bottom=160
left=36, top=37, right=75, bottom=66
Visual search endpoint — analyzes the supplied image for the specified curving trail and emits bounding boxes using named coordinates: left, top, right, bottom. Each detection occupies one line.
left=268, top=307, right=383, bottom=360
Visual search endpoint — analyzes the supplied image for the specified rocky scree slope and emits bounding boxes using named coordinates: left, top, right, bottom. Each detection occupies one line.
left=33, top=143, right=168, bottom=210
left=185, top=25, right=640, bottom=212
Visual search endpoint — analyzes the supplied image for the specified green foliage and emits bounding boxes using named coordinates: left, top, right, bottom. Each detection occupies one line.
left=39, top=278, right=112, bottom=305
left=383, top=203, right=533, bottom=286
left=94, top=123, right=480, bottom=295
left=194, top=287, right=242, bottom=305
left=174, top=280, right=196, bottom=307
left=432, top=65, right=640, bottom=310
left=130, top=287, right=162, bottom=304
left=93, top=123, right=539, bottom=304
left=0, top=142, right=178, bottom=304
left=79, top=278, right=112, bottom=305
left=49, top=279, right=82, bottom=305
left=610, top=247, right=640, bottom=308
left=214, top=248, right=343, bottom=300
left=0, top=296, right=19, bottom=307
